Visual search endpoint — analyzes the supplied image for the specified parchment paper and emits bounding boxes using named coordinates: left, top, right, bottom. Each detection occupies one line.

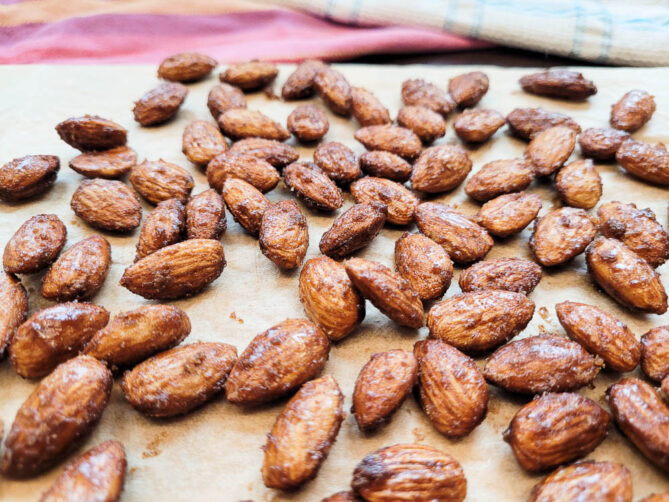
left=0, top=64, right=667, bottom=501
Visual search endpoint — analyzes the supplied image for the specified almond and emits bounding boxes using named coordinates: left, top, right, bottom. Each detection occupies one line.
left=411, top=144, right=472, bottom=193
left=39, top=440, right=126, bottom=502
left=182, top=120, right=228, bottom=166
left=283, top=161, right=343, bottom=211
left=185, top=188, right=226, bottom=239
left=449, top=71, right=489, bottom=107
left=352, top=443, right=466, bottom=502
left=135, top=199, right=185, bottom=260
left=281, top=59, right=326, bottom=100
left=394, top=232, right=453, bottom=301
left=84, top=305, right=191, bottom=368
left=71, top=179, right=142, bottom=232
left=598, top=201, right=669, bottom=267
left=414, top=202, right=493, bottom=264
left=663, top=377, right=669, bottom=399
left=359, top=151, right=412, bottom=182
left=459, top=257, right=541, bottom=295
left=0, top=155, right=60, bottom=202
left=616, top=139, right=669, bottom=186
left=354, top=125, right=422, bottom=160
left=640, top=493, right=669, bottom=502
left=55, top=115, right=127, bottom=151
left=350, top=86, right=391, bottom=126
left=222, top=178, right=269, bottom=236
left=478, top=192, right=542, bottom=238
left=229, top=137, right=298, bottom=168
left=586, top=237, right=668, bottom=314
left=352, top=350, right=417, bottom=431
left=453, top=108, right=505, bottom=143
left=218, top=108, right=290, bottom=141
left=41, top=235, right=111, bottom=302
left=322, top=492, right=360, bottom=502
left=220, top=60, right=278, bottom=90
left=319, top=203, right=387, bottom=259
left=287, top=103, right=329, bottom=142
left=225, top=318, right=329, bottom=405
left=1, top=355, right=112, bottom=477
left=484, top=334, right=604, bottom=394
left=519, top=69, right=597, bottom=100
left=506, top=107, right=581, bottom=141
left=607, top=377, right=669, bottom=471
left=130, top=159, right=194, bottom=205
left=207, top=150, right=280, bottom=193
left=133, top=82, right=187, bottom=126
left=314, top=66, right=352, bottom=115
left=578, top=127, right=629, bottom=160
left=555, top=159, right=602, bottom=209
left=3, top=214, right=66, bottom=274
left=526, top=125, right=577, bottom=176
left=299, top=256, right=365, bottom=341
left=313, top=142, right=361, bottom=185
left=401, top=78, right=455, bottom=115
left=207, top=83, right=247, bottom=119
left=414, top=339, right=488, bottom=438
left=259, top=200, right=308, bottom=269
left=397, top=105, right=446, bottom=143
left=530, top=207, right=597, bottom=266
left=122, top=342, right=237, bottom=417
left=0, top=271, right=27, bottom=358
left=464, top=158, right=534, bottom=202
left=121, top=239, right=225, bottom=299
left=262, top=375, right=343, bottom=489
left=158, top=52, right=216, bottom=82
left=350, top=177, right=419, bottom=226
left=344, top=257, right=424, bottom=329
left=504, top=392, right=610, bottom=472
left=641, top=326, right=669, bottom=382
left=611, top=89, right=656, bottom=132
left=10, top=302, right=109, bottom=379
left=69, top=146, right=137, bottom=179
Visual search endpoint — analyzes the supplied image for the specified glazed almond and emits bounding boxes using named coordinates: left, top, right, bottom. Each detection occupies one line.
left=411, top=145, right=472, bottom=193
left=319, top=203, right=387, bottom=260
left=182, top=120, right=227, bottom=166
left=394, top=233, right=452, bottom=301
left=130, top=159, right=194, bottom=205
left=354, top=125, right=422, bottom=160
left=185, top=189, right=226, bottom=240
left=69, top=146, right=137, bottom=179
left=71, top=179, right=142, bottom=232
left=459, top=258, right=542, bottom=295
left=555, top=159, right=602, bottom=209
left=526, top=125, right=577, bottom=176
left=351, top=86, right=391, bottom=126
left=287, top=103, right=329, bottom=142
left=133, top=82, right=187, bottom=126
left=55, top=115, right=127, bottom=151
left=350, top=177, right=419, bottom=226
left=313, top=142, right=361, bottom=185
left=0, top=155, right=60, bottom=202
left=0, top=271, right=27, bottom=357
left=314, top=66, right=351, bottom=116
left=478, top=192, right=542, bottom=238
left=641, top=326, right=669, bottom=382
left=464, top=158, right=534, bottom=202
left=616, top=139, right=669, bottom=186
left=220, top=60, right=278, bottom=90
left=221, top=178, right=269, bottom=236
left=281, top=59, right=326, bottom=100
left=283, top=161, right=343, bottom=211
left=135, top=199, right=185, bottom=260
left=506, top=107, right=581, bottom=141
left=207, top=150, right=280, bottom=193
left=396, top=106, right=446, bottom=143
left=530, top=207, right=597, bottom=266
left=453, top=108, right=505, bottom=143
left=359, top=151, right=412, bottom=182
left=207, top=83, right=246, bottom=119
left=520, top=69, right=596, bottom=100
left=579, top=127, right=629, bottom=160
left=3, top=214, right=66, bottom=274
left=218, top=108, right=290, bottom=141
left=449, top=71, right=488, bottom=107
left=229, top=137, right=298, bottom=168
left=158, top=52, right=216, bottom=82
left=401, top=78, right=455, bottom=115
left=610, top=89, right=656, bottom=132
left=259, top=200, right=308, bottom=269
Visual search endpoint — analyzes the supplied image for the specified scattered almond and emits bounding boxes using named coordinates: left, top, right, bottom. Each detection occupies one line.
left=464, top=158, right=534, bottom=202
left=401, top=78, right=455, bottom=115
left=411, top=144, right=472, bottom=193
left=283, top=161, right=343, bottom=211
left=359, top=151, right=412, bottom=183
left=641, top=326, right=669, bottom=382
left=506, top=107, right=581, bottom=141
left=281, top=60, right=326, bottom=100
left=0, top=155, right=60, bottom=202
left=478, top=192, right=542, bottom=238
left=449, top=71, right=489, bottom=107
left=313, top=141, right=361, bottom=185
left=3, top=214, right=66, bottom=274
left=185, top=188, right=226, bottom=239
left=182, top=120, right=228, bottom=166
left=319, top=203, right=387, bottom=259
left=314, top=66, right=352, bottom=116
left=459, top=258, right=542, bottom=295
left=394, top=232, right=452, bottom=301
left=555, top=159, right=602, bottom=209
left=207, top=83, right=246, bottom=119
left=453, top=108, right=505, bottom=143
left=55, top=115, right=127, bottom=151
left=69, top=146, right=137, bottom=179
left=397, top=106, right=446, bottom=143
left=351, top=86, right=391, bottom=126
left=259, top=200, right=309, bottom=269
left=526, top=125, right=577, bottom=176
left=0, top=271, right=27, bottom=358
left=207, top=150, right=280, bottom=193
left=229, top=137, right=298, bottom=168
left=71, top=179, right=142, bottom=232
left=130, top=159, right=194, bottom=205
left=530, top=207, right=597, bottom=266
left=616, top=139, right=669, bottom=186
left=221, top=178, right=269, bottom=236
left=133, top=82, right=187, bottom=126
left=579, top=127, right=629, bottom=160
left=218, top=108, right=290, bottom=141
left=158, top=52, right=217, bottom=82
left=611, top=89, right=656, bottom=132
left=350, top=176, right=419, bottom=225
left=520, top=69, right=597, bottom=100
left=135, top=199, right=185, bottom=260
left=287, top=104, right=329, bottom=142
left=354, top=125, right=422, bottom=160
left=220, top=60, right=278, bottom=90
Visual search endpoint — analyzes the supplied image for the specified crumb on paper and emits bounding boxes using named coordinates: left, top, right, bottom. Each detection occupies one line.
left=230, top=312, right=244, bottom=324
left=412, top=427, right=425, bottom=442
left=142, top=431, right=168, bottom=459
left=538, top=306, right=550, bottom=320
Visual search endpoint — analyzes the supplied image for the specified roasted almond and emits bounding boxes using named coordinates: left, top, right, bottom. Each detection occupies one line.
left=281, top=59, right=326, bottom=100
left=616, top=139, right=669, bottom=186
left=313, top=142, right=361, bottom=185
left=121, top=239, right=225, bottom=300
left=459, top=257, right=542, bottom=295
left=394, top=232, right=453, bottom=301
left=350, top=176, right=419, bottom=226
left=530, top=207, right=597, bottom=266
left=319, top=203, right=387, bottom=259
left=221, top=178, right=269, bottom=236
left=352, top=350, right=417, bottom=431
left=69, top=146, right=137, bottom=179
left=225, top=318, right=329, bottom=405
left=354, top=125, right=422, bottom=161
left=220, top=60, right=278, bottom=90
left=587, top=237, right=668, bottom=314
left=414, top=339, right=488, bottom=437
left=229, top=137, right=298, bottom=168
left=207, top=83, right=247, bottom=119
left=185, top=188, right=226, bottom=240
left=0, top=271, right=27, bottom=358
left=351, top=86, right=391, bottom=126
left=484, top=334, right=604, bottom=394
left=207, top=150, right=280, bottom=193
left=478, top=192, right=542, bottom=238
left=182, top=120, right=228, bottom=166
left=449, top=71, right=489, bottom=107
left=41, top=235, right=111, bottom=302
left=130, top=159, right=194, bottom=205
left=10, top=302, right=109, bottom=379
left=526, top=125, right=577, bottom=176
left=135, top=199, right=185, bottom=260
left=158, top=52, right=216, bottom=82
left=506, top=107, right=581, bottom=141
left=519, top=69, right=596, bottom=100
left=578, top=127, right=629, bottom=160
left=71, top=178, right=142, bottom=232
left=283, top=161, right=343, bottom=211
left=411, top=144, right=472, bottom=193
left=321, top=491, right=360, bottom=502
left=453, top=108, right=505, bottom=143
left=0, top=155, right=59, bottom=202
left=133, top=82, right=187, bottom=126
left=610, top=89, right=656, bottom=132
left=55, top=115, right=127, bottom=151
left=663, top=377, right=669, bottom=399
left=259, top=200, right=308, bottom=269
left=397, top=106, right=446, bottom=144
left=359, top=151, right=412, bottom=182
left=344, top=257, right=424, bottom=329
left=218, top=108, right=290, bottom=141
left=262, top=375, right=344, bottom=490
left=555, top=159, right=602, bottom=209
left=641, top=326, right=669, bottom=382
left=314, top=66, right=352, bottom=116
left=287, top=103, right=329, bottom=142
left=401, top=78, right=455, bottom=116
left=1, top=355, right=112, bottom=478
left=3, top=214, right=66, bottom=274
left=464, top=158, right=534, bottom=202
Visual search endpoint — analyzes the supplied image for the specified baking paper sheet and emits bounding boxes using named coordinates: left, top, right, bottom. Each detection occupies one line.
left=0, top=64, right=667, bottom=501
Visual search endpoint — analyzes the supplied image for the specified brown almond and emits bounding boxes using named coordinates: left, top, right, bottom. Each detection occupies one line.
left=478, top=192, right=542, bottom=238
left=354, top=125, right=422, bottom=160
left=526, top=125, right=577, bottom=176
left=133, top=82, right=187, bottom=126
left=352, top=350, right=417, bottom=431
left=0, top=271, right=27, bottom=357
left=55, top=115, right=127, bottom=151
left=281, top=59, right=326, bottom=100
left=283, top=161, right=343, bottom=211
left=287, top=103, right=329, bottom=142
left=449, top=71, right=489, bottom=107
left=130, top=159, right=194, bottom=205
left=506, top=107, right=581, bottom=141
left=578, top=127, right=630, bottom=160
left=135, top=199, right=185, bottom=260
left=319, top=203, right=387, bottom=259
left=464, top=158, right=534, bottom=202
left=71, top=179, right=142, bottom=232
left=453, top=108, right=505, bottom=143
left=185, top=188, right=226, bottom=239
left=229, top=137, right=298, bottom=168
left=221, top=60, right=278, bottom=90
left=411, top=144, right=472, bottom=193
left=484, top=334, right=604, bottom=394
left=401, top=78, right=456, bottom=116
left=313, top=142, right=361, bottom=185
left=41, top=235, right=111, bottom=302
left=259, top=200, right=308, bottom=269
left=0, top=155, right=60, bottom=202
left=397, top=106, right=446, bottom=144
left=350, top=86, right=391, bottom=126
left=520, top=69, right=597, bottom=100
left=640, top=492, right=669, bottom=502
left=663, top=377, right=669, bottom=399
left=262, top=375, right=344, bottom=489
left=221, top=178, right=269, bottom=236
left=69, top=146, right=137, bottom=179
left=322, top=491, right=360, bottom=502
left=207, top=83, right=247, bottom=119
left=611, top=89, right=656, bottom=132
left=394, top=232, right=452, bottom=301
left=459, top=258, right=542, bottom=295
left=359, top=151, right=412, bottom=182
left=314, top=66, right=352, bottom=116
left=225, top=318, right=329, bottom=405
left=616, top=139, right=669, bottom=186
left=530, top=207, right=597, bottom=266
left=3, top=214, right=66, bottom=274
left=641, top=326, right=669, bottom=382
left=10, top=303, right=109, bottom=379
left=350, top=177, right=419, bottom=226
left=299, top=256, right=365, bottom=341
left=182, top=120, right=228, bottom=166
left=207, top=150, right=280, bottom=193
left=158, top=52, right=216, bottom=82
left=218, top=108, right=290, bottom=141
left=555, top=159, right=602, bottom=209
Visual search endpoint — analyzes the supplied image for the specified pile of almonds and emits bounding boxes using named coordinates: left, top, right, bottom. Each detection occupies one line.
left=0, top=56, right=668, bottom=502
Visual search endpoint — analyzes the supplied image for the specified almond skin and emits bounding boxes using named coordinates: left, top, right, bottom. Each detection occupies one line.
left=350, top=177, right=419, bottom=226
left=135, top=199, right=185, bottom=260
left=207, top=150, right=280, bottom=193
left=464, top=158, right=534, bottom=202
left=130, top=159, right=194, bottom=205
left=586, top=237, right=668, bottom=314
left=529, top=461, right=632, bottom=502
left=314, top=142, right=361, bottom=185
left=84, top=305, right=191, bottom=368
left=598, top=201, right=669, bottom=267
left=207, top=83, right=247, bottom=119
left=641, top=326, right=669, bottom=382
left=0, top=155, right=60, bottom=202
left=71, top=179, right=142, bottom=232
left=69, top=146, right=137, bottom=179
left=478, top=192, right=542, bottom=238
left=351, top=86, right=391, bottom=126
left=287, top=103, right=329, bottom=142
left=352, top=350, right=417, bottom=431
left=121, top=239, right=225, bottom=300
left=185, top=189, right=226, bottom=240
left=0, top=271, right=27, bottom=357
left=229, top=137, right=298, bottom=168
left=1, top=355, right=112, bottom=478
left=459, top=258, right=542, bottom=295
left=133, top=82, right=187, bottom=126
left=182, top=120, right=228, bottom=166
left=281, top=59, right=326, bottom=100
left=401, top=78, right=456, bottom=115
left=610, top=89, right=656, bottom=132
left=414, top=339, right=488, bottom=438
left=158, top=51, right=216, bottom=82
left=10, top=302, right=109, bottom=379
left=218, top=108, right=290, bottom=141
left=3, top=214, right=66, bottom=274
left=225, top=318, right=329, bottom=406
left=344, top=257, right=424, bottom=329
left=314, top=66, right=352, bottom=116
left=55, top=115, right=127, bottom=151
left=397, top=106, right=445, bottom=143
left=121, top=342, right=237, bottom=417
left=526, top=125, right=577, bottom=176
left=503, top=392, right=610, bottom=472
left=449, top=71, right=489, bottom=107
left=319, top=203, right=387, bottom=259
left=259, top=200, right=308, bottom=269
left=352, top=443, right=466, bottom=502
left=578, top=127, right=629, bottom=160
left=221, top=178, right=269, bottom=236
left=506, top=107, right=581, bottom=141
left=411, top=145, right=472, bottom=193
left=39, top=440, right=126, bottom=502
left=616, top=139, right=669, bottom=186
left=530, top=207, right=597, bottom=266
left=484, top=334, right=604, bottom=394
left=359, top=151, right=412, bottom=182
left=394, top=232, right=453, bottom=301
left=555, top=159, right=602, bottom=209
left=453, top=108, right=505, bottom=143
left=354, top=125, right=422, bottom=161
left=284, top=161, right=343, bottom=211
left=41, top=235, right=111, bottom=302
left=414, top=202, right=493, bottom=264
left=221, top=60, right=278, bottom=90
left=299, top=256, right=365, bottom=341
left=519, top=69, right=597, bottom=100
left=607, top=377, right=669, bottom=472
